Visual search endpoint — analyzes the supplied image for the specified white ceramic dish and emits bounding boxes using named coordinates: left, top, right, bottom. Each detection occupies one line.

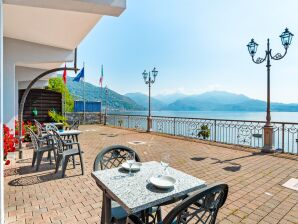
left=149, top=175, right=176, bottom=189
left=121, top=162, right=142, bottom=171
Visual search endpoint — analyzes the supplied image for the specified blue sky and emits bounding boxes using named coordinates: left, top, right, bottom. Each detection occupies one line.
left=73, top=0, right=298, bottom=103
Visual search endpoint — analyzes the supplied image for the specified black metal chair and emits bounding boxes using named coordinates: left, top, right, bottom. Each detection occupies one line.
left=27, top=128, right=56, bottom=171
left=127, top=183, right=229, bottom=224
left=34, top=119, right=47, bottom=138
left=50, top=130, right=84, bottom=178
left=93, top=145, right=162, bottom=224
left=65, top=119, right=80, bottom=130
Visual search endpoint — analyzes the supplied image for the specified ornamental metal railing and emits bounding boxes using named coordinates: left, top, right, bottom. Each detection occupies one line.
left=105, top=114, right=298, bottom=154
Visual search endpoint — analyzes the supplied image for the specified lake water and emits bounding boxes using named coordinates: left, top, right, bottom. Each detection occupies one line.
left=111, top=111, right=298, bottom=123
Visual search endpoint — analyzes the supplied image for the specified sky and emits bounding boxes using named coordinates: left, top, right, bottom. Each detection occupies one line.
left=74, top=0, right=298, bottom=103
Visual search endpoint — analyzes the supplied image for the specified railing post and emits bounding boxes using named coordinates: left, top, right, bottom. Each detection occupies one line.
left=282, top=123, right=285, bottom=153
left=214, top=120, right=217, bottom=142
left=147, top=116, right=152, bottom=132
left=173, top=118, right=176, bottom=136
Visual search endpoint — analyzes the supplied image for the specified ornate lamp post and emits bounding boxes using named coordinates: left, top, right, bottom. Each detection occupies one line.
left=247, top=28, right=294, bottom=152
left=142, top=67, right=158, bottom=132
left=104, top=85, right=109, bottom=125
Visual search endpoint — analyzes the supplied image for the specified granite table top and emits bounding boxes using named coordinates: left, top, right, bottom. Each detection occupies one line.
left=57, top=130, right=82, bottom=136
left=91, top=161, right=206, bottom=214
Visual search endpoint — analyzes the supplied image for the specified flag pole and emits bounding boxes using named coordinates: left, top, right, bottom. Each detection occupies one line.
left=83, top=62, right=86, bottom=124
left=101, top=65, right=103, bottom=113
left=64, top=90, right=66, bottom=118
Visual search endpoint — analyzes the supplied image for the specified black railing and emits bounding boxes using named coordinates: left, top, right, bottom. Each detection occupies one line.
left=105, top=114, right=298, bottom=154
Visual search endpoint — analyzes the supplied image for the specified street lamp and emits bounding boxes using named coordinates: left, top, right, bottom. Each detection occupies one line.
left=142, top=67, right=158, bottom=132
left=104, top=85, right=109, bottom=125
left=247, top=28, right=294, bottom=152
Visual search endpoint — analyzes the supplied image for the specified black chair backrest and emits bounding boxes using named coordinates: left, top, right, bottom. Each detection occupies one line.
left=27, top=128, right=39, bottom=151
left=50, top=130, right=65, bottom=154
left=164, top=183, right=228, bottom=224
left=34, top=119, right=44, bottom=137
left=70, top=119, right=80, bottom=130
left=127, top=183, right=228, bottom=224
left=93, top=145, right=141, bottom=171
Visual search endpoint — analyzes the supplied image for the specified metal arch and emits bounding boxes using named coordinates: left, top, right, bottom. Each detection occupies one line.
left=17, top=49, right=78, bottom=158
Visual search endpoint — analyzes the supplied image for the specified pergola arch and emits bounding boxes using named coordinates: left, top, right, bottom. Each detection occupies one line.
left=17, top=50, right=78, bottom=158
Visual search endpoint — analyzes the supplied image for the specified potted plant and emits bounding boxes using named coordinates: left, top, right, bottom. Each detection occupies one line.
left=118, top=119, right=124, bottom=127
left=197, top=124, right=210, bottom=140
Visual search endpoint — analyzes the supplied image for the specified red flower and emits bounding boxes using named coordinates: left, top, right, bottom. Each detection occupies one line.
left=5, top=160, right=10, bottom=165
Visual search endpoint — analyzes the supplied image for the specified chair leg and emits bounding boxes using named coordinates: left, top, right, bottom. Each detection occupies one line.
left=72, top=155, right=76, bottom=168
left=55, top=155, right=62, bottom=173
left=32, top=151, right=37, bottom=167
left=48, top=151, right=52, bottom=164
left=156, top=208, right=162, bottom=223
left=101, top=195, right=105, bottom=224
left=61, top=156, right=69, bottom=178
left=52, top=149, right=57, bottom=164
left=79, top=152, right=84, bottom=175
left=47, top=151, right=51, bottom=161
left=36, top=151, right=44, bottom=171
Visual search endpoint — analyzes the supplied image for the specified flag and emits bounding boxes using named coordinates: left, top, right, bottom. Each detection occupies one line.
left=62, top=63, right=67, bottom=84
left=73, top=67, right=85, bottom=82
left=99, top=65, right=104, bottom=87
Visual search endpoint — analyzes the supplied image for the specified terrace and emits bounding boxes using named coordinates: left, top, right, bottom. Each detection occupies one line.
left=4, top=125, right=298, bottom=224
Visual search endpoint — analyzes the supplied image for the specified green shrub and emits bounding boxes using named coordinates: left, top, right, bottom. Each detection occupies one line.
left=197, top=124, right=210, bottom=140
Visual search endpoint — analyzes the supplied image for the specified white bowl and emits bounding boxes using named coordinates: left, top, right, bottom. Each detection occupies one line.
left=149, top=175, right=176, bottom=189
left=121, top=162, right=142, bottom=171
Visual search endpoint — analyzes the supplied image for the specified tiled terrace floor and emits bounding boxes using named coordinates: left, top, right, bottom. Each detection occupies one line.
left=4, top=125, right=298, bottom=224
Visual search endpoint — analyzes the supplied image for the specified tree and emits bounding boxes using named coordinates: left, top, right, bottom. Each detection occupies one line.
left=47, top=77, right=74, bottom=112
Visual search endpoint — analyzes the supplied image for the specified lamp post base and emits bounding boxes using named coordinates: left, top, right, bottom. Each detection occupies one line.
left=147, top=116, right=152, bottom=132
left=263, top=125, right=274, bottom=153
left=104, top=114, right=107, bottom=125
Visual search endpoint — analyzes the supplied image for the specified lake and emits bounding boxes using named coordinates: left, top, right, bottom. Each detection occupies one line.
left=111, top=111, right=298, bottom=123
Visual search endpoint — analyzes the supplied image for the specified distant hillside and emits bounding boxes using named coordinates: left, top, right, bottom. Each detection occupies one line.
left=166, top=91, right=298, bottom=111
left=64, top=77, right=298, bottom=112
left=154, top=93, right=186, bottom=104
left=125, top=92, right=166, bottom=110
left=66, top=77, right=145, bottom=111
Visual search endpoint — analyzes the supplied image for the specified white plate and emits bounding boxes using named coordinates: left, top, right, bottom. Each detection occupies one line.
left=121, top=162, right=142, bottom=171
left=150, top=175, right=176, bottom=189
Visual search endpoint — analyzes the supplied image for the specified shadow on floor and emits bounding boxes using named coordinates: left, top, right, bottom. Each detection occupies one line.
left=17, top=163, right=56, bottom=175
left=190, top=157, right=206, bottom=162
left=223, top=165, right=241, bottom=172
left=8, top=170, right=81, bottom=186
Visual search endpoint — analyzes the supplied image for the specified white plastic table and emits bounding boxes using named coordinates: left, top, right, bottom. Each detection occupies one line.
left=91, top=161, right=206, bottom=224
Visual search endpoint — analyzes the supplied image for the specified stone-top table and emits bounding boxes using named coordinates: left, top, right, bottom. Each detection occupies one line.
left=57, top=130, right=82, bottom=142
left=91, top=161, right=206, bottom=223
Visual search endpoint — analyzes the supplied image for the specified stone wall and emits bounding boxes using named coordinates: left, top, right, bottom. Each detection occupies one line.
left=66, top=112, right=103, bottom=124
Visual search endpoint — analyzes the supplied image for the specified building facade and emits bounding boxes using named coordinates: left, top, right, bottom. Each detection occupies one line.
left=0, top=0, right=126, bottom=221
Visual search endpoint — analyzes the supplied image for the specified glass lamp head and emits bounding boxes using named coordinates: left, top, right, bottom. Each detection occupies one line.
left=152, top=67, right=158, bottom=79
left=142, top=70, right=148, bottom=82
left=247, top=39, right=258, bottom=57
left=280, top=28, right=294, bottom=49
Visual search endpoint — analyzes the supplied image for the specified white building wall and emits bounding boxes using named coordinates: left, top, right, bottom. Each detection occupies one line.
left=15, top=66, right=49, bottom=117
left=3, top=38, right=73, bottom=128
left=0, top=1, right=4, bottom=222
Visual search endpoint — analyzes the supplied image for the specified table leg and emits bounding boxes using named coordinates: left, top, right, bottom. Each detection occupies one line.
left=104, top=191, right=112, bottom=224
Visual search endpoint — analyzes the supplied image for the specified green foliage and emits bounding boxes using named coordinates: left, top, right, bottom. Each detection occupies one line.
left=48, top=110, right=68, bottom=125
left=197, top=124, right=210, bottom=140
left=47, top=77, right=74, bottom=112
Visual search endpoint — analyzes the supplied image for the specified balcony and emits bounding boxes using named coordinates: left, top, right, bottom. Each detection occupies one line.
left=4, top=125, right=298, bottom=223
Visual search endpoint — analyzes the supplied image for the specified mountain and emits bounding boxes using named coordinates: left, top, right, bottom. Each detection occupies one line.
left=66, top=77, right=145, bottom=111
left=125, top=92, right=166, bottom=110
left=154, top=93, right=186, bottom=104
left=166, top=91, right=298, bottom=111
